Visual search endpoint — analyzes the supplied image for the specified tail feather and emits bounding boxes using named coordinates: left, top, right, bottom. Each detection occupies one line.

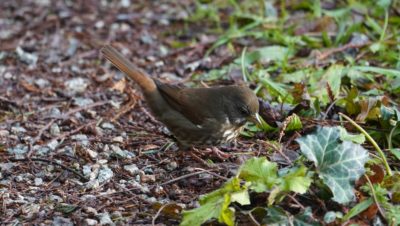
left=101, top=45, right=156, bottom=93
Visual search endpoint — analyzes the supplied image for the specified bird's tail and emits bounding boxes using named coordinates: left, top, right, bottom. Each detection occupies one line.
left=101, top=45, right=156, bottom=93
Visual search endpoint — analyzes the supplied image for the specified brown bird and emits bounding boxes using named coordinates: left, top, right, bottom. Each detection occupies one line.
left=101, top=45, right=260, bottom=156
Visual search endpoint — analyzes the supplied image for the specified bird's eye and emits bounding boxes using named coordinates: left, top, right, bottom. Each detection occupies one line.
left=240, top=106, right=250, bottom=115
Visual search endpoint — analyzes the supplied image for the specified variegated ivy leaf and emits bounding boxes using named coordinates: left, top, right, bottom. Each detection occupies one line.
left=296, top=126, right=369, bottom=204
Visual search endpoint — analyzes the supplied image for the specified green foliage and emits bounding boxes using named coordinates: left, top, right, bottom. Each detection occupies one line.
left=181, top=157, right=312, bottom=225
left=238, top=157, right=279, bottom=192
left=263, top=207, right=321, bottom=226
left=296, top=126, right=369, bottom=204
left=180, top=177, right=244, bottom=226
left=184, top=0, right=400, bottom=224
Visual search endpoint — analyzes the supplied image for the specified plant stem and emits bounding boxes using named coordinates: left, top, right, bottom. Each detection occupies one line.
left=338, top=113, right=392, bottom=176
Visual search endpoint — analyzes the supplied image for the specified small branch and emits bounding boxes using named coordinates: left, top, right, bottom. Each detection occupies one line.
left=56, top=101, right=109, bottom=120
left=316, top=42, right=370, bottom=61
left=160, top=168, right=226, bottom=186
left=152, top=203, right=176, bottom=226
left=364, top=175, right=386, bottom=220
left=31, top=118, right=57, bottom=144
left=9, top=157, right=89, bottom=182
left=51, top=120, right=98, bottom=142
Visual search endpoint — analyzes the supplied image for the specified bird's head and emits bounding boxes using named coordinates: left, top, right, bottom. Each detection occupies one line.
left=224, top=86, right=260, bottom=127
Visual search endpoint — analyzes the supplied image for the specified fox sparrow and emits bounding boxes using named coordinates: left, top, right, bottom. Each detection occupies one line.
left=101, top=45, right=260, bottom=149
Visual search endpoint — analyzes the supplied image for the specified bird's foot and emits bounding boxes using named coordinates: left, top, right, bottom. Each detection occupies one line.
left=204, top=147, right=231, bottom=160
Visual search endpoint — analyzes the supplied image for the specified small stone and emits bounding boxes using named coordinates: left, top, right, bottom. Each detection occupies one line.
left=0, top=130, right=9, bottom=137
left=97, top=212, right=114, bottom=226
left=65, top=78, right=89, bottom=95
left=4, top=72, right=13, bottom=79
left=53, top=216, right=73, bottom=226
left=36, top=146, right=50, bottom=155
left=123, top=164, right=139, bottom=175
left=97, top=166, right=114, bottom=184
left=50, top=108, right=61, bottom=117
left=81, top=195, right=97, bottom=202
left=95, top=20, right=104, bottom=29
left=111, top=211, right=122, bottom=219
left=34, top=78, right=50, bottom=89
left=34, top=178, right=43, bottom=186
left=50, top=124, right=60, bottom=136
left=16, top=47, right=38, bottom=66
left=140, top=172, right=155, bottom=183
left=49, top=194, right=63, bottom=203
left=166, top=161, right=178, bottom=171
left=112, top=136, right=123, bottom=143
left=71, top=134, right=89, bottom=146
left=130, top=180, right=150, bottom=193
left=101, top=122, right=115, bottom=130
left=83, top=206, right=98, bottom=215
left=47, top=140, right=58, bottom=151
left=98, top=159, right=108, bottom=164
left=7, top=144, right=28, bottom=155
left=82, top=165, right=92, bottom=177
left=84, top=218, right=98, bottom=226
left=73, top=97, right=94, bottom=107
left=11, top=126, right=26, bottom=134
left=109, top=145, right=135, bottom=159
left=15, top=175, right=24, bottom=182
left=85, top=148, right=98, bottom=159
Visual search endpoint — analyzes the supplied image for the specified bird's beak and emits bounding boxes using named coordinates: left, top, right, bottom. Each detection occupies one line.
left=249, top=113, right=262, bottom=125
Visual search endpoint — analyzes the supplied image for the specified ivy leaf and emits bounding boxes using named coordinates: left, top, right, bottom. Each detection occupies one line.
left=263, top=207, right=321, bottom=226
left=281, top=165, right=312, bottom=194
left=180, top=178, right=242, bottom=226
left=239, top=157, right=279, bottom=192
left=296, top=126, right=369, bottom=204
left=339, top=127, right=365, bottom=144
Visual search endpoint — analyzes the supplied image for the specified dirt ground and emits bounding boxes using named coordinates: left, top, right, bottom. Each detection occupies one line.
left=0, top=1, right=275, bottom=224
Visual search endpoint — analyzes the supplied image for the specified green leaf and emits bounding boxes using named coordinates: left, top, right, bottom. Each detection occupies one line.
left=237, top=46, right=290, bottom=65
left=285, top=114, right=303, bottom=131
left=281, top=165, right=312, bottom=194
left=263, top=207, right=321, bottom=226
left=342, top=198, right=374, bottom=221
left=388, top=148, right=400, bottom=161
left=180, top=178, right=242, bottom=226
left=296, top=126, right=369, bottom=204
left=259, top=77, right=294, bottom=103
left=230, top=190, right=250, bottom=205
left=239, top=157, right=279, bottom=192
left=317, top=65, right=346, bottom=101
left=339, top=127, right=365, bottom=144
left=324, top=211, right=342, bottom=224
left=351, top=66, right=400, bottom=79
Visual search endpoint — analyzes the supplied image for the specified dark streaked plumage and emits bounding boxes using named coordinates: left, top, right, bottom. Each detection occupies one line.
left=101, top=45, right=260, bottom=149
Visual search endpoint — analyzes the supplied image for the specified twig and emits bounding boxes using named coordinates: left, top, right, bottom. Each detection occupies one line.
left=51, top=120, right=98, bottom=142
left=160, top=168, right=225, bottom=186
left=152, top=203, right=176, bottom=226
left=248, top=211, right=261, bottom=226
left=364, top=175, right=386, bottom=220
left=111, top=98, right=137, bottom=122
left=9, top=157, right=89, bottom=182
left=316, top=42, right=370, bottom=61
left=55, top=101, right=109, bottom=120
left=287, top=194, right=305, bottom=209
left=139, top=105, right=158, bottom=124
left=31, top=119, right=57, bottom=144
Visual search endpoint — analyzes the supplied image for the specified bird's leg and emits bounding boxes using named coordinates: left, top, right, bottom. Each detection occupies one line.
left=204, top=147, right=231, bottom=160
left=189, top=148, right=213, bottom=167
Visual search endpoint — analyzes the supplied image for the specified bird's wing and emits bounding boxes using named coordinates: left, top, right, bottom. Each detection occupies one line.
left=155, top=80, right=219, bottom=126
